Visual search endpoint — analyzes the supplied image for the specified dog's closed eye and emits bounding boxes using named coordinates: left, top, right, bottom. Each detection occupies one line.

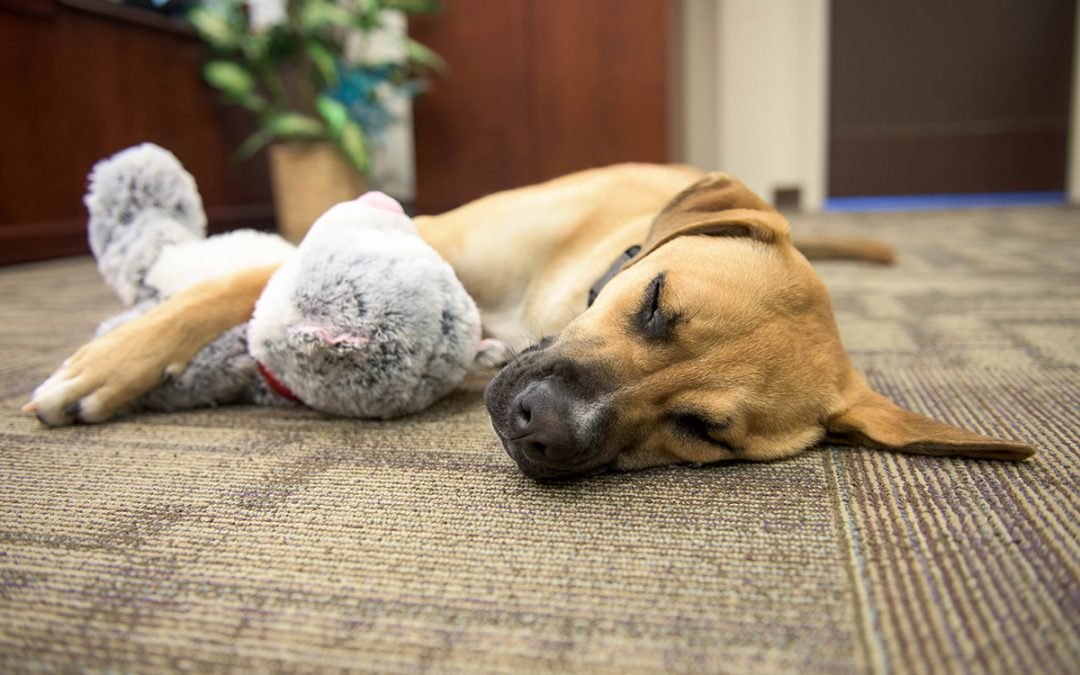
left=633, top=272, right=680, bottom=342
left=673, top=413, right=730, bottom=446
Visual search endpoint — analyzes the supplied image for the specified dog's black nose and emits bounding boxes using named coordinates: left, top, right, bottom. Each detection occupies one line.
left=509, top=380, right=578, bottom=464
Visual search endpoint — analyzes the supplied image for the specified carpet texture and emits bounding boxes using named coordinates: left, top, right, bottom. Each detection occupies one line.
left=1, top=206, right=1078, bottom=673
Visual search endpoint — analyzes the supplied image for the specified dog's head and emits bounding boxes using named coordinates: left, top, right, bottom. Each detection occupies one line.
left=484, top=174, right=1035, bottom=479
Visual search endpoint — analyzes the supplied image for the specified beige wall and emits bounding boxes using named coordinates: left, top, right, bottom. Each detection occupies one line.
left=368, top=10, right=416, bottom=201
left=678, top=0, right=829, bottom=210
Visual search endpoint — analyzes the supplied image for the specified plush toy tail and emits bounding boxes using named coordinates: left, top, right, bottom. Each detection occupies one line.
left=85, top=143, right=207, bottom=306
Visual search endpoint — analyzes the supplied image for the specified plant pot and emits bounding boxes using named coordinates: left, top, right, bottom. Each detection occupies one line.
left=268, top=141, right=366, bottom=243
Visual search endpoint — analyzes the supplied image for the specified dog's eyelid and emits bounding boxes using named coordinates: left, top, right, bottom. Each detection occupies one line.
left=646, top=273, right=665, bottom=313
left=671, top=412, right=731, bottom=444
left=632, top=272, right=680, bottom=342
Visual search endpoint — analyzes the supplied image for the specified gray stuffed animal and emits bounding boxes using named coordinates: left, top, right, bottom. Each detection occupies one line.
left=86, top=143, right=496, bottom=419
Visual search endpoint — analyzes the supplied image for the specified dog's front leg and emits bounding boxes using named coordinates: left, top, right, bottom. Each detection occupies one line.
left=25, top=265, right=279, bottom=425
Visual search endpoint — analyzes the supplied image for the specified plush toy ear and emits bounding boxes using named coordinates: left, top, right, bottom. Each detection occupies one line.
left=355, top=191, right=405, bottom=215
left=624, top=172, right=790, bottom=269
left=824, top=376, right=1035, bottom=461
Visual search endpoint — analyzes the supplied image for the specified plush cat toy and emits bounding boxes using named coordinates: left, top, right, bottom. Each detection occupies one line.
left=86, top=143, right=494, bottom=419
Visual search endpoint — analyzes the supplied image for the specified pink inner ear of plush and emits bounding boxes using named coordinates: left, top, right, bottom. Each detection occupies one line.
left=291, top=325, right=370, bottom=347
left=355, top=191, right=404, bottom=214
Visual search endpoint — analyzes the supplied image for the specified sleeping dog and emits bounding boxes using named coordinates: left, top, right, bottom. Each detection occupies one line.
left=26, top=164, right=1034, bottom=477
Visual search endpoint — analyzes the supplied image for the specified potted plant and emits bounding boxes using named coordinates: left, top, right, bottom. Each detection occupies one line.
left=187, top=0, right=443, bottom=241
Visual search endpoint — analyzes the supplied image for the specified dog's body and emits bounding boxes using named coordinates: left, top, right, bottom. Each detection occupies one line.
left=27, top=164, right=1033, bottom=477
left=416, top=164, right=710, bottom=351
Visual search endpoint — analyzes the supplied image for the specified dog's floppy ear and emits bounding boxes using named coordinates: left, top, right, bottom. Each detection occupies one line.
left=825, top=376, right=1035, bottom=461
left=624, top=172, right=790, bottom=269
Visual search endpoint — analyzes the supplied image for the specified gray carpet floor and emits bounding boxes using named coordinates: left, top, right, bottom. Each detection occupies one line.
left=1, top=205, right=1078, bottom=673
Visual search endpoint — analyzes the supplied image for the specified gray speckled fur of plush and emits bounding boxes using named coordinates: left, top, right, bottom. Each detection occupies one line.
left=89, top=144, right=292, bottom=412
left=86, top=144, right=206, bottom=306
left=98, top=302, right=285, bottom=411
left=139, top=324, right=285, bottom=411
left=88, top=143, right=481, bottom=419
left=248, top=201, right=482, bottom=419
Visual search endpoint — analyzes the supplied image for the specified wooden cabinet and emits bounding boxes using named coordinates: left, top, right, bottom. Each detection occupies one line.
left=0, top=0, right=274, bottom=265
left=409, top=0, right=671, bottom=215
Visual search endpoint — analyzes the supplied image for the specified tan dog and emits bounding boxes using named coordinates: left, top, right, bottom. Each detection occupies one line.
left=26, top=164, right=1034, bottom=477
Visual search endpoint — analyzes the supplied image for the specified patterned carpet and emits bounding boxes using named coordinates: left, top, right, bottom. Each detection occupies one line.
left=1, top=206, right=1078, bottom=673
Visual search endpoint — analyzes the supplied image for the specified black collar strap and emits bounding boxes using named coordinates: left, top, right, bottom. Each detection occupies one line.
left=587, top=245, right=641, bottom=307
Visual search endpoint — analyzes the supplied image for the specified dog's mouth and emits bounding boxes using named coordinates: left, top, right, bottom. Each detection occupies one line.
left=483, top=337, right=619, bottom=480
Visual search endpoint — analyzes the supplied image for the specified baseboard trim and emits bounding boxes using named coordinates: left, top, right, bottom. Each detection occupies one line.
left=825, top=191, right=1069, bottom=213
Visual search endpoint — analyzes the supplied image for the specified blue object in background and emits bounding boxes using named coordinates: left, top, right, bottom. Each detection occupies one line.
left=825, top=192, right=1069, bottom=212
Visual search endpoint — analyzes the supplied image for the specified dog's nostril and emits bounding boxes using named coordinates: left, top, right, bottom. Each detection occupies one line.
left=512, top=400, right=532, bottom=433
left=524, top=440, right=547, bottom=459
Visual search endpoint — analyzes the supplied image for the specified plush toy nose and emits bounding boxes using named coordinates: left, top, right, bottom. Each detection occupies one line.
left=355, top=191, right=404, bottom=215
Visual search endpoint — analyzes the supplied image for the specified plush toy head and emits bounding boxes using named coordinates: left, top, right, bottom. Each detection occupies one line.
left=247, top=192, right=483, bottom=419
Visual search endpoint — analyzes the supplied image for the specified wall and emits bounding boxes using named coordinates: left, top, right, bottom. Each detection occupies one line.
left=678, top=0, right=829, bottom=211
left=362, top=10, right=415, bottom=202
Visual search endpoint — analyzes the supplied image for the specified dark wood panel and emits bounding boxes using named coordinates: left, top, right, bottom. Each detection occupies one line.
left=409, top=1, right=535, bottom=215
left=829, top=0, right=1075, bottom=196
left=529, top=0, right=668, bottom=181
left=410, top=0, right=670, bottom=214
left=0, top=0, right=55, bottom=18
left=0, top=0, right=274, bottom=264
left=830, top=130, right=1069, bottom=197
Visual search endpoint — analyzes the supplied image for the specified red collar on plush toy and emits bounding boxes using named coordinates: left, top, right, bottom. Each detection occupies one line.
left=256, top=361, right=301, bottom=404
left=253, top=192, right=404, bottom=408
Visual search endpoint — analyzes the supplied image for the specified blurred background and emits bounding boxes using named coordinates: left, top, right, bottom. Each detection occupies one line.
left=1, top=0, right=1077, bottom=264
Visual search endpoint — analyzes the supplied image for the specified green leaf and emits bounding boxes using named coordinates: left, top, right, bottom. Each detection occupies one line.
left=315, top=95, right=349, bottom=138
left=269, top=113, right=328, bottom=139
left=382, top=0, right=443, bottom=14
left=405, top=38, right=447, bottom=73
left=307, top=41, right=339, bottom=88
left=240, top=32, right=271, bottom=64
left=237, top=93, right=271, bottom=114
left=356, top=0, right=379, bottom=16
left=188, top=8, right=237, bottom=49
left=337, top=119, right=370, bottom=174
left=235, top=126, right=275, bottom=163
left=202, top=61, right=256, bottom=99
left=301, top=1, right=356, bottom=31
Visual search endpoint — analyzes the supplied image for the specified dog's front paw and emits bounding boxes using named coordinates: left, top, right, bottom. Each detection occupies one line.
left=475, top=338, right=511, bottom=370
left=24, top=264, right=275, bottom=426
left=24, top=357, right=144, bottom=427
left=23, top=359, right=108, bottom=426
left=23, top=327, right=181, bottom=426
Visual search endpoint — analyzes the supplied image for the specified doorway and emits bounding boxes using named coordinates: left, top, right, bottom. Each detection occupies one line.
left=828, top=0, right=1077, bottom=200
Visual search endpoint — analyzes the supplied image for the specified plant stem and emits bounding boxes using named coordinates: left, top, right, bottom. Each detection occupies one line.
left=262, top=64, right=291, bottom=113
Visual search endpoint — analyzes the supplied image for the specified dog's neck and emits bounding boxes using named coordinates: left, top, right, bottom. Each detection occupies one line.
left=587, top=245, right=641, bottom=307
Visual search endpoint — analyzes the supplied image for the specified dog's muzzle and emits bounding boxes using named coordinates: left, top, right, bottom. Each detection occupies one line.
left=483, top=342, right=617, bottom=480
